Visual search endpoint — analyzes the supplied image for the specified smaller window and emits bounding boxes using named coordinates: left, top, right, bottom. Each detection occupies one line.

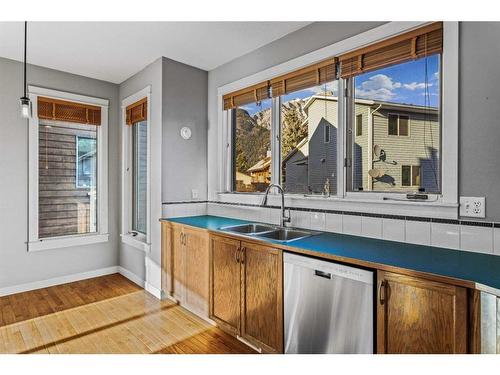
left=324, top=124, right=331, bottom=143
left=388, top=114, right=410, bottom=136
left=399, top=115, right=409, bottom=136
left=356, top=114, right=363, bottom=136
left=402, top=165, right=421, bottom=187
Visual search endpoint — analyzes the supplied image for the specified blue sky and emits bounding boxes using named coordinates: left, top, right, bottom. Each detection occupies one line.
left=241, top=55, right=440, bottom=115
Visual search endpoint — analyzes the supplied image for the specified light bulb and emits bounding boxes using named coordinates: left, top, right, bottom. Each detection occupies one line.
left=20, top=97, right=31, bottom=119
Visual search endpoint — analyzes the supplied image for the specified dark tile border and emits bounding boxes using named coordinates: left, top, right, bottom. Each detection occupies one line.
left=162, top=200, right=498, bottom=229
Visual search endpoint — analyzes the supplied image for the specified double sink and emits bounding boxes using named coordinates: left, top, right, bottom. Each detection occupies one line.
left=219, top=223, right=318, bottom=243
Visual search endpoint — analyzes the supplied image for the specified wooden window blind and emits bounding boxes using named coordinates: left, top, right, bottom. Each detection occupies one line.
left=223, top=82, right=270, bottom=111
left=339, top=22, right=443, bottom=79
left=270, top=59, right=337, bottom=97
left=126, top=97, right=148, bottom=125
left=38, top=97, right=101, bottom=125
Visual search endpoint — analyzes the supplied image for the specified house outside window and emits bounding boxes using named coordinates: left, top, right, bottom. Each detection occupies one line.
left=348, top=55, right=441, bottom=193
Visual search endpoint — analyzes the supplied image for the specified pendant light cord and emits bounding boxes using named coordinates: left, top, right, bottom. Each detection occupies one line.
left=23, top=21, right=27, bottom=98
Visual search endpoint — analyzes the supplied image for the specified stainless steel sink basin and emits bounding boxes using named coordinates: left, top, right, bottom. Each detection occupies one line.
left=220, top=223, right=276, bottom=235
left=256, top=228, right=316, bottom=242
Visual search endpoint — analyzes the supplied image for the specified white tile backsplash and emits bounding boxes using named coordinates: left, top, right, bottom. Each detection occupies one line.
left=325, top=213, right=343, bottom=233
left=382, top=218, right=405, bottom=242
left=291, top=210, right=311, bottom=229
left=460, top=225, right=493, bottom=254
left=361, top=216, right=383, bottom=238
left=494, top=227, right=500, bottom=256
left=405, top=220, right=431, bottom=246
left=310, top=212, right=326, bottom=231
left=175, top=202, right=500, bottom=258
left=431, top=222, right=460, bottom=250
left=342, top=214, right=362, bottom=236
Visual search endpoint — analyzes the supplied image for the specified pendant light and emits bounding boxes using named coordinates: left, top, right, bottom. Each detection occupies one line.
left=19, top=21, right=30, bottom=119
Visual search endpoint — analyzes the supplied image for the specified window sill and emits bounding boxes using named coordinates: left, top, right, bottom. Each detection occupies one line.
left=121, top=233, right=150, bottom=253
left=216, top=192, right=458, bottom=219
left=28, top=233, right=109, bottom=252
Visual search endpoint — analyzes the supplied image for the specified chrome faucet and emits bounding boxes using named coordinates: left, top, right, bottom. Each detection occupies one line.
left=261, top=184, right=291, bottom=227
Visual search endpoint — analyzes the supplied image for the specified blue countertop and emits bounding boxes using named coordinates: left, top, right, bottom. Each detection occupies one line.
left=162, top=215, right=500, bottom=293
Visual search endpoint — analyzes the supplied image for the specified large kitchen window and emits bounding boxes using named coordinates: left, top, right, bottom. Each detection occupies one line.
left=222, top=22, right=456, bottom=214
left=28, top=88, right=109, bottom=251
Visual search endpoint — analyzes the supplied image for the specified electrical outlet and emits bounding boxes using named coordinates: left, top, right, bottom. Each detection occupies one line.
left=191, top=189, right=199, bottom=199
left=459, top=196, right=485, bottom=218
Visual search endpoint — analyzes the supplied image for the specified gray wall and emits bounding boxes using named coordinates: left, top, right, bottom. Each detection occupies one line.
left=459, top=22, right=500, bottom=222
left=208, top=21, right=500, bottom=222
left=162, top=57, right=208, bottom=202
left=207, top=22, right=386, bottom=200
left=0, top=56, right=120, bottom=289
left=118, top=57, right=208, bottom=286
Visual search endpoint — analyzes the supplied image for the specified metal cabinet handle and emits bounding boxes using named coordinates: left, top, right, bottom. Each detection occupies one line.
left=379, top=280, right=386, bottom=305
left=235, top=247, right=240, bottom=263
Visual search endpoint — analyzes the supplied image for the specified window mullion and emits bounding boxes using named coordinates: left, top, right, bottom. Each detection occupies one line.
left=337, top=78, right=346, bottom=197
left=271, top=97, right=281, bottom=187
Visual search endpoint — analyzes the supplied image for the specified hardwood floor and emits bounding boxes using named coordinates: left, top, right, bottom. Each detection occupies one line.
left=0, top=274, right=255, bottom=354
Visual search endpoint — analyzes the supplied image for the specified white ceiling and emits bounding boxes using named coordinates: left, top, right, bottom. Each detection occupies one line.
left=0, top=22, right=310, bottom=84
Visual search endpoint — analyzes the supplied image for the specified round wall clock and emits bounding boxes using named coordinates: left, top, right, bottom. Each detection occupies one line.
left=180, top=126, right=192, bottom=140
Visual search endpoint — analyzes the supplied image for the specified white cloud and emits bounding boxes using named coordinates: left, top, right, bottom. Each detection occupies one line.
left=403, top=82, right=433, bottom=91
left=356, top=74, right=402, bottom=101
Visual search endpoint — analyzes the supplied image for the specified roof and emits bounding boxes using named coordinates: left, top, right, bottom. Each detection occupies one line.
left=303, top=94, right=439, bottom=114
left=282, top=136, right=309, bottom=164
left=247, top=156, right=271, bottom=173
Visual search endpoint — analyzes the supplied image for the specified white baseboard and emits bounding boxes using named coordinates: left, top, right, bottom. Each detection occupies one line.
left=117, top=266, right=145, bottom=288
left=118, top=266, right=161, bottom=299
left=0, top=266, right=119, bottom=297
left=145, top=282, right=162, bottom=299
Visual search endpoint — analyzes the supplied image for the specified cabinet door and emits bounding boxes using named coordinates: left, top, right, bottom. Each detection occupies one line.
left=184, top=226, right=210, bottom=318
left=377, top=271, right=467, bottom=354
left=161, top=222, right=172, bottom=295
left=171, top=223, right=185, bottom=303
left=240, top=242, right=283, bottom=353
left=209, top=235, right=241, bottom=335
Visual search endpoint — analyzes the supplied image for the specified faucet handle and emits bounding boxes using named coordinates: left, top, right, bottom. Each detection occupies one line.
left=284, top=208, right=291, bottom=223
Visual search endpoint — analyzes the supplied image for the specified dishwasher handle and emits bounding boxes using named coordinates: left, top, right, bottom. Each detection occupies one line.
left=314, top=270, right=332, bottom=279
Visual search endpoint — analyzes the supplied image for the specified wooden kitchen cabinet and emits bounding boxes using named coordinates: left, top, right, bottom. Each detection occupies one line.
left=161, top=222, right=210, bottom=318
left=240, top=241, right=283, bottom=353
left=210, top=235, right=241, bottom=335
left=209, top=235, right=283, bottom=353
left=376, top=270, right=468, bottom=354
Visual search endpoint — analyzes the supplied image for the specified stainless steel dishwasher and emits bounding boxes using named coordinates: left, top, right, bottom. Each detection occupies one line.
left=284, top=252, right=374, bottom=354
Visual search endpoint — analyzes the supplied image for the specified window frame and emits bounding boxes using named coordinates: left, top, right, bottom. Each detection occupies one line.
left=217, top=22, right=459, bottom=219
left=387, top=113, right=411, bottom=137
left=121, top=86, right=152, bottom=252
left=401, top=165, right=421, bottom=187
left=27, top=86, right=109, bottom=252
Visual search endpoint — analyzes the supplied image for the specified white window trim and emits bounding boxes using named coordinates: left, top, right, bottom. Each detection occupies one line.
left=27, top=86, right=109, bottom=252
left=121, top=86, right=152, bottom=253
left=216, top=21, right=459, bottom=219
